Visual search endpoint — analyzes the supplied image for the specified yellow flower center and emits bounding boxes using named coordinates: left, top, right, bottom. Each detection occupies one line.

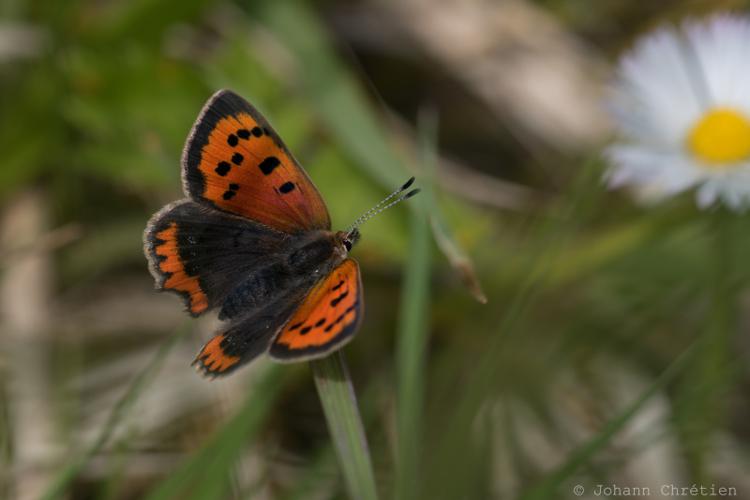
left=688, top=107, right=750, bottom=167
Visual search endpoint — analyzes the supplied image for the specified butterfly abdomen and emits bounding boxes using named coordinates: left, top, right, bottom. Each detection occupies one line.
left=219, top=262, right=291, bottom=319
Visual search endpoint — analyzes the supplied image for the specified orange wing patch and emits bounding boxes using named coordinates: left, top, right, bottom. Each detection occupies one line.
left=183, top=90, right=330, bottom=234
left=270, top=259, right=362, bottom=361
left=152, top=222, right=208, bottom=315
left=193, top=333, right=241, bottom=376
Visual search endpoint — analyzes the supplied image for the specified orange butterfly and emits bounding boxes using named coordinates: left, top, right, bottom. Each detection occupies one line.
left=144, top=90, right=418, bottom=376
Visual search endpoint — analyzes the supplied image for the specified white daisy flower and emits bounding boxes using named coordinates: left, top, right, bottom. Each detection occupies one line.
left=605, top=15, right=750, bottom=210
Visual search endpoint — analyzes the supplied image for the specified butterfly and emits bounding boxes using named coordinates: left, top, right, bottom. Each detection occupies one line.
left=144, top=90, right=419, bottom=377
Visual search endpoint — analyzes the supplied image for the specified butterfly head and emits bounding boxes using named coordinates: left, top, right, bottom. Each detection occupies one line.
left=338, top=228, right=361, bottom=253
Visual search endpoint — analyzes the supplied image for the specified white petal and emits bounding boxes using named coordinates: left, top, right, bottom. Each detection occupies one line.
left=609, top=27, right=703, bottom=147
left=605, top=145, right=700, bottom=198
left=712, top=165, right=750, bottom=211
left=686, top=16, right=750, bottom=114
left=696, top=181, right=719, bottom=208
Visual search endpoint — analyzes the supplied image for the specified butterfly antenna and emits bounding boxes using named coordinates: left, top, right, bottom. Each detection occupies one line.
left=347, top=177, right=420, bottom=234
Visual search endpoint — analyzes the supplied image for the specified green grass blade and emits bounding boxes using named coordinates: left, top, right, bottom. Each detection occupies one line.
left=144, top=365, right=285, bottom=500
left=253, top=1, right=406, bottom=188
left=521, top=341, right=700, bottom=500
left=395, top=112, right=434, bottom=500
left=674, top=209, right=739, bottom=480
left=311, top=351, right=378, bottom=500
left=423, top=158, right=605, bottom=499
left=41, top=322, right=192, bottom=500
left=255, top=1, right=485, bottom=303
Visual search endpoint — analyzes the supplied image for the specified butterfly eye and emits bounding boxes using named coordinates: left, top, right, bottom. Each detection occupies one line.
left=343, top=239, right=353, bottom=252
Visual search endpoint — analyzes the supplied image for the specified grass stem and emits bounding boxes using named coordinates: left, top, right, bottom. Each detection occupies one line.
left=311, top=351, right=378, bottom=500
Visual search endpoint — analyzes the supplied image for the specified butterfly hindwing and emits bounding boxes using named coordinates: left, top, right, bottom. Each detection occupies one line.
left=270, top=258, right=363, bottom=361
left=193, top=290, right=305, bottom=376
left=144, top=199, right=288, bottom=316
left=182, top=89, right=331, bottom=233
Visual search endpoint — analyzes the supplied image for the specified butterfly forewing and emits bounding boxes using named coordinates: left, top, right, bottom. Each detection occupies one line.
left=270, top=258, right=363, bottom=361
left=182, top=90, right=331, bottom=233
left=144, top=200, right=287, bottom=316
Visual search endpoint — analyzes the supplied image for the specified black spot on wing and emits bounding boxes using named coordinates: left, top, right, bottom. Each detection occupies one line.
left=222, top=183, right=240, bottom=200
left=258, top=156, right=281, bottom=175
left=322, top=302, right=360, bottom=334
left=227, top=134, right=238, bottom=146
left=231, top=153, right=243, bottom=165
left=215, top=161, right=231, bottom=176
left=330, top=290, right=349, bottom=307
left=279, top=182, right=295, bottom=194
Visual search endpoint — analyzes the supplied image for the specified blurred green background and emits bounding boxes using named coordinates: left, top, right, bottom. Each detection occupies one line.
left=2, top=0, right=750, bottom=499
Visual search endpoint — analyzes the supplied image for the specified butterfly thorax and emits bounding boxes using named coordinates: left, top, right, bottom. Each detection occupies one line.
left=218, top=230, right=348, bottom=320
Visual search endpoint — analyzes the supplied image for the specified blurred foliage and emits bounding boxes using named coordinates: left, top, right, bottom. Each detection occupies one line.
left=2, top=1, right=750, bottom=500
